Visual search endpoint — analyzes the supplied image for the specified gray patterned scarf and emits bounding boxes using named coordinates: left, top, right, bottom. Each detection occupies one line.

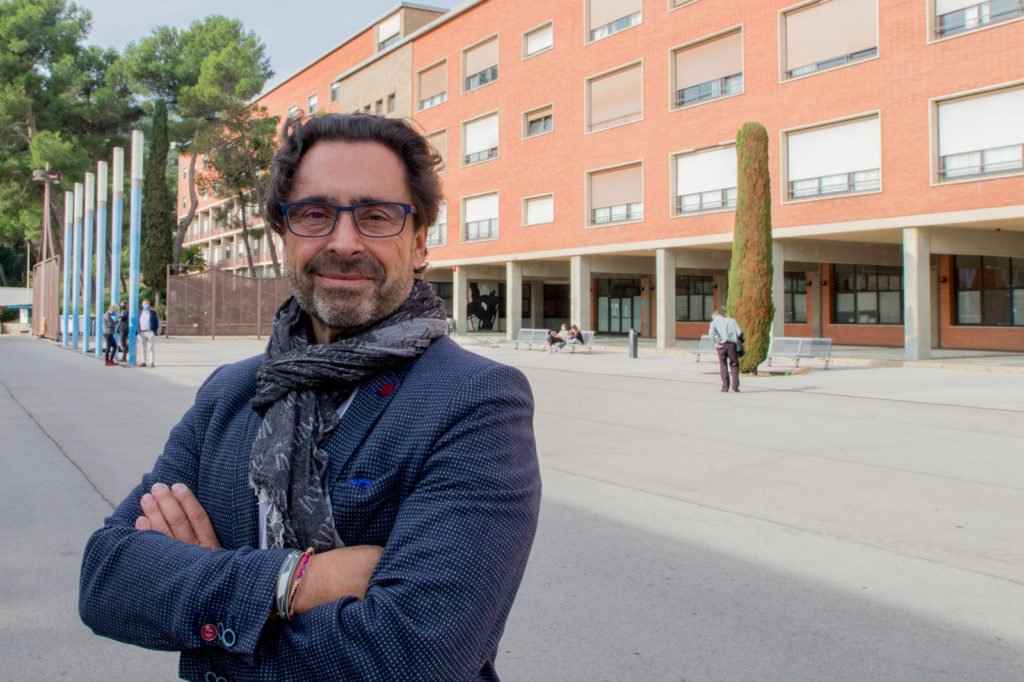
left=249, top=279, right=447, bottom=551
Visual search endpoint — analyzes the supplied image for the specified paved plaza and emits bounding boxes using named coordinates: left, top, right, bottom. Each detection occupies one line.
left=1, top=333, right=1023, bottom=681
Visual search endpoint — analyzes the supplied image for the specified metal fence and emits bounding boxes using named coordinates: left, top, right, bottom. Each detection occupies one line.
left=31, top=257, right=60, bottom=340
left=166, top=269, right=291, bottom=338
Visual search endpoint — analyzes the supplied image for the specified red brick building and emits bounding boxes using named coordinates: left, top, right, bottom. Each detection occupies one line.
left=181, top=0, right=1024, bottom=357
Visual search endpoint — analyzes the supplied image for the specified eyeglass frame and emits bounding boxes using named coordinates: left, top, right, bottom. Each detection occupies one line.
left=278, top=201, right=418, bottom=239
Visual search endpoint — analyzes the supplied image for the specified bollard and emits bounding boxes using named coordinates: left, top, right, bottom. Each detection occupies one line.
left=628, top=328, right=638, bottom=359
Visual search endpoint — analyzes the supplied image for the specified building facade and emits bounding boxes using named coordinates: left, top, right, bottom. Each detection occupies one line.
left=180, top=0, right=1024, bottom=356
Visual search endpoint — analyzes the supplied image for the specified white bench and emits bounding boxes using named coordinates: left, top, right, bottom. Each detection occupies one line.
left=767, top=337, right=833, bottom=369
left=556, top=330, right=595, bottom=354
left=514, top=328, right=551, bottom=350
left=694, top=335, right=717, bottom=362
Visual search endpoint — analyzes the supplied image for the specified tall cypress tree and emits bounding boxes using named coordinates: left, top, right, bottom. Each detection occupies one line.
left=727, top=122, right=774, bottom=373
left=140, top=99, right=173, bottom=300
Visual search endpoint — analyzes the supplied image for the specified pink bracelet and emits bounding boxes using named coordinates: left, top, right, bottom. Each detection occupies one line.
left=286, top=547, right=315, bottom=619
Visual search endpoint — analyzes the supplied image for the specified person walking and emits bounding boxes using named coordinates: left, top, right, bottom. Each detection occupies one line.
left=709, top=308, right=743, bottom=392
left=137, top=299, right=159, bottom=368
left=117, top=301, right=129, bottom=363
left=102, top=305, right=119, bottom=366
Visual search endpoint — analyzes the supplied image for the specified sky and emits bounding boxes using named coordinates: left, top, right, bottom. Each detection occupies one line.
left=81, top=0, right=464, bottom=92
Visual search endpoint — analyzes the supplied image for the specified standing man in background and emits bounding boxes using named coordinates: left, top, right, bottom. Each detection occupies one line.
left=137, top=298, right=158, bottom=367
left=710, top=308, right=743, bottom=393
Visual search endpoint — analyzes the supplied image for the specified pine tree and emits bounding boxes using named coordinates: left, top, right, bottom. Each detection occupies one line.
left=140, top=99, right=173, bottom=300
left=727, top=122, right=774, bottom=373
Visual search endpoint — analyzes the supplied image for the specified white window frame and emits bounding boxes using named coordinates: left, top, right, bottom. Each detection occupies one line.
left=670, top=143, right=739, bottom=218
left=523, top=21, right=554, bottom=59
left=523, top=104, right=555, bottom=139
left=523, top=193, right=555, bottom=226
left=462, top=190, right=500, bottom=243
left=585, top=160, right=645, bottom=228
left=584, top=60, right=644, bottom=135
left=417, top=59, right=448, bottom=111
left=461, top=110, right=500, bottom=167
left=462, top=34, right=500, bottom=95
left=669, top=26, right=744, bottom=112
left=778, top=0, right=880, bottom=84
left=585, top=0, right=643, bottom=44
left=307, top=93, right=318, bottom=115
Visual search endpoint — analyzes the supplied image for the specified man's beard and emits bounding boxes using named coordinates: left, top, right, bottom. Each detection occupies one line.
left=289, top=251, right=412, bottom=335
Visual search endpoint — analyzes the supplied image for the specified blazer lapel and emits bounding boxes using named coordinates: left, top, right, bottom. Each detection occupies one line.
left=326, top=371, right=403, bottom=488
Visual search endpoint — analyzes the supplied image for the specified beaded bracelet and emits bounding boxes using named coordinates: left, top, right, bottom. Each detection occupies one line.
left=285, top=547, right=315, bottom=620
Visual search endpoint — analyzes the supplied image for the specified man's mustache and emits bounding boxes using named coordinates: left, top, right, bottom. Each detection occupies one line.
left=304, top=253, right=384, bottom=281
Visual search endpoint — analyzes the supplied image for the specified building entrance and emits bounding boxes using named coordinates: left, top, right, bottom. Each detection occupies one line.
left=596, top=278, right=642, bottom=334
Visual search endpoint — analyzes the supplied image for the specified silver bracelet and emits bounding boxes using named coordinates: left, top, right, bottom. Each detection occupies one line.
left=275, top=550, right=303, bottom=620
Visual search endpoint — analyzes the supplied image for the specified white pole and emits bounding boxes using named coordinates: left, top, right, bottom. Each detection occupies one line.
left=127, top=131, right=144, bottom=366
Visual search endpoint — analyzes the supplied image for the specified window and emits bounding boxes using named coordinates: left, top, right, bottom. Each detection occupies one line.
left=524, top=194, right=554, bottom=225
left=307, top=93, right=318, bottom=115
left=954, top=256, right=1024, bottom=325
left=587, top=63, right=642, bottom=132
left=937, top=86, right=1024, bottom=181
left=387, top=93, right=396, bottom=113
left=589, top=164, right=643, bottom=225
left=524, top=22, right=553, bottom=57
left=833, top=264, right=903, bottom=324
left=588, top=0, right=641, bottom=41
left=463, top=113, right=499, bottom=165
left=288, top=105, right=298, bottom=118
left=783, top=0, right=878, bottom=79
left=936, top=0, right=1024, bottom=37
left=675, top=146, right=738, bottom=214
left=787, top=116, right=881, bottom=199
left=329, top=83, right=340, bottom=102
left=544, top=284, right=571, bottom=321
left=375, top=99, right=384, bottom=115
left=524, top=106, right=553, bottom=138
left=418, top=61, right=447, bottom=110
left=463, top=37, right=498, bottom=93
left=784, top=273, right=808, bottom=323
left=427, top=204, right=447, bottom=247
left=673, top=31, right=743, bottom=108
left=378, top=12, right=401, bottom=51
left=675, top=276, right=714, bottom=322
left=426, top=130, right=447, bottom=171
left=463, top=193, right=499, bottom=241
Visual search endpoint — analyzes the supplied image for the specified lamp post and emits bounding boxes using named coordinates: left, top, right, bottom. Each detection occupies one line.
left=31, top=164, right=62, bottom=282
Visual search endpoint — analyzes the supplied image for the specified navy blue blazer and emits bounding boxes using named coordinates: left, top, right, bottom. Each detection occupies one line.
left=79, top=336, right=541, bottom=681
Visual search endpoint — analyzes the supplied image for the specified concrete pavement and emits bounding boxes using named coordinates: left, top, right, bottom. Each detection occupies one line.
left=1, top=333, right=1022, bottom=680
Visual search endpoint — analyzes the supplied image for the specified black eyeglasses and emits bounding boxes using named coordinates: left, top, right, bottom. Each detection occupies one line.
left=279, top=201, right=416, bottom=238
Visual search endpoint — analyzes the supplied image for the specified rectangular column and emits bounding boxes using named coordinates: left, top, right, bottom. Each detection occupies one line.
left=771, top=240, right=785, bottom=339
left=570, top=255, right=592, bottom=329
left=505, top=261, right=523, bottom=340
left=655, top=249, right=676, bottom=349
left=452, top=265, right=468, bottom=335
left=903, top=227, right=932, bottom=361
left=811, top=268, right=824, bottom=338
left=531, top=282, right=543, bottom=327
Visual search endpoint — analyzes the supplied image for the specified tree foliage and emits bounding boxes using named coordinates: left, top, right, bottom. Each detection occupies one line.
left=140, top=100, right=173, bottom=298
left=0, top=0, right=138, bottom=256
left=198, top=104, right=281, bottom=276
left=119, top=16, right=273, bottom=265
left=727, top=122, right=775, bottom=373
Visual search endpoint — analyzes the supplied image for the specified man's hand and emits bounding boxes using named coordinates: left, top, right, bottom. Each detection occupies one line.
left=715, top=343, right=723, bottom=349
left=290, top=545, right=385, bottom=616
left=135, top=482, right=221, bottom=549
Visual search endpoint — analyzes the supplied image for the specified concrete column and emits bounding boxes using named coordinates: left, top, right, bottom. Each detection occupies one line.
left=903, top=227, right=932, bottom=361
left=506, top=261, right=523, bottom=341
left=771, top=240, right=785, bottom=339
left=452, top=265, right=468, bottom=335
left=570, top=255, right=592, bottom=329
left=811, top=268, right=824, bottom=338
left=655, top=249, right=676, bottom=349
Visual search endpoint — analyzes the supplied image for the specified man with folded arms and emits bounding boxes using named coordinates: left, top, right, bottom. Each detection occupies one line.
left=80, top=114, right=542, bottom=681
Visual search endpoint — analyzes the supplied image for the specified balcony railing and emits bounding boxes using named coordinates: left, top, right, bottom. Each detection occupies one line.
left=940, top=144, right=1024, bottom=180
left=788, top=168, right=880, bottom=199
left=465, top=65, right=498, bottom=92
left=464, top=147, right=498, bottom=165
left=937, top=0, right=1024, bottom=36
left=676, top=187, right=737, bottom=214
left=589, top=111, right=642, bottom=133
left=590, top=11, right=641, bottom=41
left=465, top=218, right=498, bottom=240
left=418, top=92, right=447, bottom=111
left=787, top=46, right=877, bottom=78
left=676, top=73, right=743, bottom=107
left=591, top=202, right=643, bottom=224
